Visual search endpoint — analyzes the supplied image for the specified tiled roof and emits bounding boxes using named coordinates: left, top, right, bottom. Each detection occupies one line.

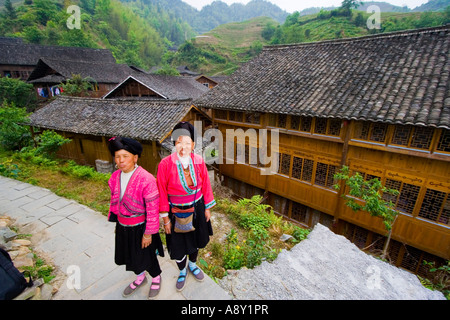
left=194, top=26, right=450, bottom=129
left=0, top=41, right=116, bottom=66
left=27, top=58, right=136, bottom=84
left=28, top=96, right=194, bottom=142
left=103, top=74, right=209, bottom=99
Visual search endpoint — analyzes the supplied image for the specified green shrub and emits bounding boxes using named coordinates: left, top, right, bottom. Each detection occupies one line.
left=34, top=130, right=71, bottom=158
left=0, top=102, right=33, bottom=151
left=0, top=158, right=20, bottom=178
left=218, top=195, right=309, bottom=270
left=60, top=160, right=110, bottom=182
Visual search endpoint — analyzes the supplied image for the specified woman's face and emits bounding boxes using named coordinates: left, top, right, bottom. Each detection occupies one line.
left=114, top=149, right=138, bottom=173
left=175, top=135, right=195, bottom=158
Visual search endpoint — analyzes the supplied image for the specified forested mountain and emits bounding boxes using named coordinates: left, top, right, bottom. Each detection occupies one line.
left=123, top=0, right=289, bottom=34
left=263, top=6, right=450, bottom=45
left=412, top=0, right=450, bottom=11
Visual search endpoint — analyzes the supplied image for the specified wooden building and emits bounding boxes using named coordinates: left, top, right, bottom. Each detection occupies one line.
left=0, top=37, right=116, bottom=81
left=195, top=75, right=228, bottom=89
left=27, top=58, right=137, bottom=99
left=194, top=26, right=450, bottom=275
left=103, top=74, right=209, bottom=100
left=28, top=96, right=211, bottom=175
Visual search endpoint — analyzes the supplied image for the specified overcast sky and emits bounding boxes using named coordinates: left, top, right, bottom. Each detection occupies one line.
left=182, top=0, right=430, bottom=13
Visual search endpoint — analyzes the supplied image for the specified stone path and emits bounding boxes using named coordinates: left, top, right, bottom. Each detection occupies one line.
left=0, top=175, right=232, bottom=300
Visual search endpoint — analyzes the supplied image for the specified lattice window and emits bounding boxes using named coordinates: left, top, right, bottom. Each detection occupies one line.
left=290, top=115, right=301, bottom=130
left=292, top=156, right=303, bottom=180
left=365, top=173, right=381, bottom=182
left=300, top=117, right=312, bottom=132
left=291, top=202, right=308, bottom=224
left=328, top=119, right=341, bottom=136
left=314, top=118, right=327, bottom=134
left=229, top=111, right=236, bottom=121
left=302, top=159, right=314, bottom=182
left=215, top=109, right=227, bottom=120
left=353, top=122, right=388, bottom=143
left=397, top=183, right=420, bottom=214
left=277, top=153, right=291, bottom=175
left=391, top=125, right=412, bottom=146
left=410, top=127, right=434, bottom=150
left=326, top=165, right=337, bottom=188
left=245, top=112, right=261, bottom=124
left=384, top=179, right=402, bottom=204
left=353, top=225, right=369, bottom=249
left=383, top=179, right=420, bottom=215
left=370, top=123, right=388, bottom=142
left=277, top=114, right=287, bottom=128
left=354, top=122, right=370, bottom=140
left=400, top=245, right=422, bottom=273
left=314, top=162, right=337, bottom=188
left=315, top=162, right=328, bottom=186
left=419, top=189, right=449, bottom=225
left=437, top=130, right=450, bottom=152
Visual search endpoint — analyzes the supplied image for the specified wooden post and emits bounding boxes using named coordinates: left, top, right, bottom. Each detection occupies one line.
left=333, top=119, right=352, bottom=232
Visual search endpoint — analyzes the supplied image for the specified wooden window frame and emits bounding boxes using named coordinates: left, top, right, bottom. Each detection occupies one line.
left=435, top=129, right=450, bottom=155
left=389, top=125, right=436, bottom=152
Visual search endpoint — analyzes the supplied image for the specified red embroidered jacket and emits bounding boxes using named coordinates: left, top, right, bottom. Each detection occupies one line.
left=108, top=166, right=159, bottom=235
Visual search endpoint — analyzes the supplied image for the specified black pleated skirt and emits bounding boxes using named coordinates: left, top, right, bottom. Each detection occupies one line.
left=114, top=223, right=164, bottom=277
left=166, top=197, right=213, bottom=260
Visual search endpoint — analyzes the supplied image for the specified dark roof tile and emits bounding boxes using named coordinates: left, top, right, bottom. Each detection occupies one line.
left=194, top=26, right=450, bottom=129
left=0, top=41, right=116, bottom=66
left=28, top=96, right=194, bottom=142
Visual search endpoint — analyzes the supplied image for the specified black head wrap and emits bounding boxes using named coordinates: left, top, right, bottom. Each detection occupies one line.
left=108, top=136, right=143, bottom=158
left=171, top=122, right=196, bottom=145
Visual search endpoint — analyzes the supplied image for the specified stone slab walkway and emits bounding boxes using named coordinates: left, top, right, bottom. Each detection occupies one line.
left=0, top=175, right=232, bottom=300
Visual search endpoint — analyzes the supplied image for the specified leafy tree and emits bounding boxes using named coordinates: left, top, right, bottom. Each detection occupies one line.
left=354, top=12, right=365, bottom=27
left=60, top=74, right=95, bottom=97
left=334, top=166, right=399, bottom=259
left=0, top=102, right=32, bottom=151
left=3, top=0, right=17, bottom=20
left=22, top=25, right=46, bottom=43
left=154, top=65, right=180, bottom=76
left=262, top=22, right=276, bottom=40
left=0, top=76, right=37, bottom=111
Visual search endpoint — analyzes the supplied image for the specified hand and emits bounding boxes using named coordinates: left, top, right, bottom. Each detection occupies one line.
left=205, top=209, right=211, bottom=222
left=164, top=220, right=171, bottom=234
left=142, top=234, right=152, bottom=249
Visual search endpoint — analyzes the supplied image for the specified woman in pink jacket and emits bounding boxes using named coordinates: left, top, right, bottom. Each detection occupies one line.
left=107, top=137, right=163, bottom=299
left=157, top=122, right=215, bottom=291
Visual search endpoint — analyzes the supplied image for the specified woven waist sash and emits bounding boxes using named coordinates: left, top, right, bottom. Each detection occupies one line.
left=117, top=214, right=145, bottom=227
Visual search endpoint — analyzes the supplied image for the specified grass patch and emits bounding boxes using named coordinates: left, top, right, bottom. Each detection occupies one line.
left=0, top=149, right=111, bottom=215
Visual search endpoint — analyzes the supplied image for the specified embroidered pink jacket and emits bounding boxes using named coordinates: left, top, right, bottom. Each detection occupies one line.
left=108, top=166, right=160, bottom=235
left=157, top=152, right=216, bottom=213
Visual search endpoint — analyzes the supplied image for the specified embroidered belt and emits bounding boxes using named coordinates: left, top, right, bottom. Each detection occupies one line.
left=169, top=193, right=203, bottom=209
left=117, top=214, right=145, bottom=227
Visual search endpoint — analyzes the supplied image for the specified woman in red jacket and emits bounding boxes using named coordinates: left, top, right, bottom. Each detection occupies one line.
left=108, top=136, right=163, bottom=299
left=157, top=122, right=215, bottom=291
